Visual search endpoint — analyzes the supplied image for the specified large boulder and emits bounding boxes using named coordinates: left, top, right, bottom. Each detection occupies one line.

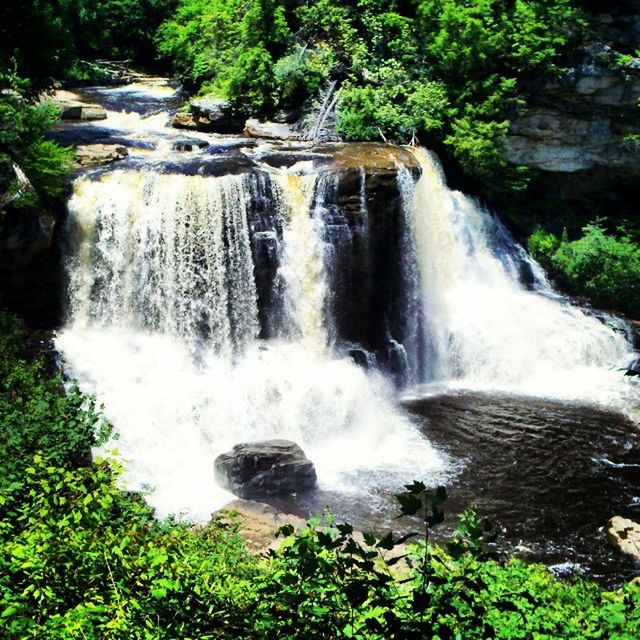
left=171, top=96, right=244, bottom=134
left=606, top=516, right=640, bottom=560
left=214, top=439, right=317, bottom=498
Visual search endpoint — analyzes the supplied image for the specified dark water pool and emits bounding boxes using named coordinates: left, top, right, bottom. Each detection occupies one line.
left=272, top=391, right=640, bottom=587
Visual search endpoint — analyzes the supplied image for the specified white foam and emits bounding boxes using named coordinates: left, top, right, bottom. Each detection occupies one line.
left=404, top=148, right=639, bottom=422
left=58, top=328, right=445, bottom=520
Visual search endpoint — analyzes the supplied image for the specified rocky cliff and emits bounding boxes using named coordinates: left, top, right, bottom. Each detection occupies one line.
left=505, top=4, right=640, bottom=228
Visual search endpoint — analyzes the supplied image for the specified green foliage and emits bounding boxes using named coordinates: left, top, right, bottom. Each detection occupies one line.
left=0, top=1, right=74, bottom=95
left=274, top=45, right=332, bottom=109
left=551, top=224, right=640, bottom=317
left=0, top=455, right=257, bottom=639
left=528, top=227, right=562, bottom=263
left=529, top=224, right=640, bottom=317
left=67, top=0, right=177, bottom=65
left=338, top=64, right=449, bottom=142
left=158, top=0, right=583, bottom=184
left=0, top=96, right=73, bottom=206
left=157, top=0, right=291, bottom=110
left=250, top=481, right=640, bottom=639
left=0, top=312, right=108, bottom=486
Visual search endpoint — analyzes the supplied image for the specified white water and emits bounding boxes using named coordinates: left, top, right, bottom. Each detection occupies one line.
left=275, top=170, right=327, bottom=352
left=403, top=148, right=639, bottom=421
left=58, top=165, right=446, bottom=521
left=66, top=171, right=259, bottom=355
left=56, top=89, right=639, bottom=521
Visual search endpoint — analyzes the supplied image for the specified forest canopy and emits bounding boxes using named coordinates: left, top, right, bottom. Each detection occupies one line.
left=157, top=0, right=584, bottom=183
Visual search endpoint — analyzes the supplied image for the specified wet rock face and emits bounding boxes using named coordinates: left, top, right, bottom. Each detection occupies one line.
left=214, top=440, right=317, bottom=498
left=0, top=205, right=64, bottom=327
left=239, top=143, right=421, bottom=380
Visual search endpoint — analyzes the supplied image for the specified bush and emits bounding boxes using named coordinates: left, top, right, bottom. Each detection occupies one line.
left=337, top=63, right=449, bottom=142
left=2, top=450, right=639, bottom=639
left=528, top=227, right=561, bottom=265
left=551, top=224, right=640, bottom=317
left=0, top=456, right=257, bottom=639
left=0, top=96, right=73, bottom=206
left=156, top=0, right=290, bottom=110
left=0, top=312, right=108, bottom=486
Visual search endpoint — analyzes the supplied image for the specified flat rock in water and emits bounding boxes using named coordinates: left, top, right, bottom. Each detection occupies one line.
left=49, top=90, right=107, bottom=121
left=214, top=439, right=317, bottom=498
left=213, top=499, right=306, bottom=554
left=74, top=144, right=128, bottom=167
left=243, top=118, right=299, bottom=141
left=606, top=516, right=640, bottom=560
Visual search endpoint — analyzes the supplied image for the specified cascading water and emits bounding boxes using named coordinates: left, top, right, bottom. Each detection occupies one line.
left=55, top=79, right=639, bottom=527
left=66, top=171, right=259, bottom=354
left=275, top=171, right=327, bottom=352
left=58, top=160, right=446, bottom=520
left=402, top=148, right=638, bottom=420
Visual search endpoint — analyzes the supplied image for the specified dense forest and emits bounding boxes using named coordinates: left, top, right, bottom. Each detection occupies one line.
left=1, top=0, right=640, bottom=637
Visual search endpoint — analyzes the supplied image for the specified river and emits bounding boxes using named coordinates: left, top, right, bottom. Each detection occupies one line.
left=52, top=79, right=640, bottom=584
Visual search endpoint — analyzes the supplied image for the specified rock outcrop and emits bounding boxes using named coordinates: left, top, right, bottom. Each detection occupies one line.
left=0, top=204, right=64, bottom=326
left=74, top=144, right=128, bottom=168
left=214, top=440, right=317, bottom=498
left=504, top=4, right=640, bottom=223
left=606, top=516, right=640, bottom=560
left=171, top=96, right=244, bottom=134
left=48, top=90, right=107, bottom=121
left=507, top=68, right=640, bottom=174
left=212, top=499, right=306, bottom=554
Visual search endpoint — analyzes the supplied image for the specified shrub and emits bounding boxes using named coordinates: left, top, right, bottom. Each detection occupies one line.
left=0, top=312, right=108, bottom=486
left=528, top=227, right=561, bottom=265
left=0, top=399, right=638, bottom=638
left=337, top=64, right=449, bottom=143
left=0, top=96, right=73, bottom=206
left=552, top=224, right=640, bottom=317
left=0, top=456, right=257, bottom=639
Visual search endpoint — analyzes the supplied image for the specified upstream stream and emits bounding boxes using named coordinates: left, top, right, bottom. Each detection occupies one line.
left=52, top=80, right=640, bottom=585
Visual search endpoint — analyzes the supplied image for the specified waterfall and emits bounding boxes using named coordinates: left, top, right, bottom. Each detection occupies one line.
left=275, top=172, right=327, bottom=353
left=66, top=170, right=259, bottom=355
left=404, top=148, right=638, bottom=416
left=55, top=78, right=639, bottom=522
left=58, top=164, right=445, bottom=521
